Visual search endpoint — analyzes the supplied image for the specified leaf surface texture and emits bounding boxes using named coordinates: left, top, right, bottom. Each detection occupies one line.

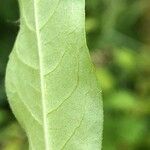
left=5, top=0, right=103, bottom=149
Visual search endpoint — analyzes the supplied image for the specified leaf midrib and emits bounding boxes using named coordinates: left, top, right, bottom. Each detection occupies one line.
left=33, top=0, right=50, bottom=150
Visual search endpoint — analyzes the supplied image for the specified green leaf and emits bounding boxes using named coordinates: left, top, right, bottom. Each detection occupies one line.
left=5, top=0, right=103, bottom=149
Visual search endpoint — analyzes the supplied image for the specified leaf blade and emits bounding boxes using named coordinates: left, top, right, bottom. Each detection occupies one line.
left=6, top=0, right=103, bottom=150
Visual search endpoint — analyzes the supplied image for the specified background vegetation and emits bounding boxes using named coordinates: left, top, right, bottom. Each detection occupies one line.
left=0, top=0, right=150, bottom=149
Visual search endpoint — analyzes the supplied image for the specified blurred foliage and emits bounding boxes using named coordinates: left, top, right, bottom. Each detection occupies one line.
left=0, top=0, right=150, bottom=150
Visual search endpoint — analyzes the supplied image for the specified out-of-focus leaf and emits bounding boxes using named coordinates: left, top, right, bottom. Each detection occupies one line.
left=86, top=18, right=98, bottom=32
left=0, top=109, right=8, bottom=125
left=0, top=83, right=6, bottom=101
left=114, top=48, right=137, bottom=71
left=0, top=122, right=27, bottom=150
left=107, top=90, right=137, bottom=111
left=0, top=0, right=19, bottom=21
left=96, top=68, right=115, bottom=92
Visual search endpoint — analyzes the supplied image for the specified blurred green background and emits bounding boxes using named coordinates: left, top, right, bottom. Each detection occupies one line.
left=0, top=0, right=150, bottom=149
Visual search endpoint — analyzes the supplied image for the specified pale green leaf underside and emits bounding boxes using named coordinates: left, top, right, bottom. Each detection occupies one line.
left=5, top=0, right=103, bottom=150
